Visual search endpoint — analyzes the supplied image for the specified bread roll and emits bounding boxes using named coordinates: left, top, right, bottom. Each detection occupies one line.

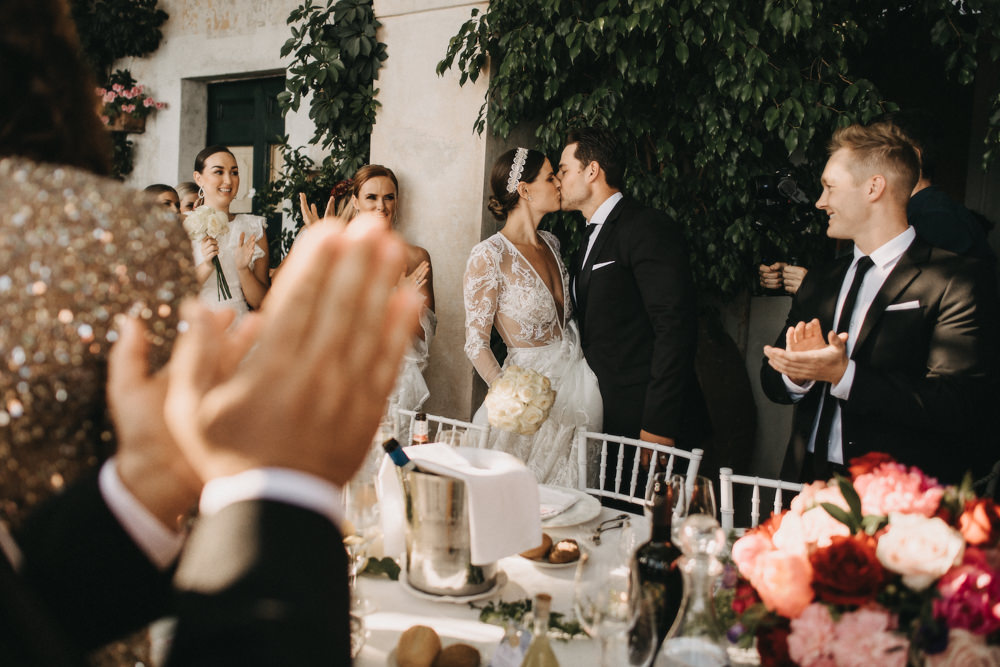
left=397, top=625, right=442, bottom=667
left=432, top=643, right=481, bottom=667
left=548, top=538, right=580, bottom=563
left=518, top=533, right=553, bottom=560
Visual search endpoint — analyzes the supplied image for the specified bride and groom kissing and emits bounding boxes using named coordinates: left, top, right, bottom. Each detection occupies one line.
left=464, top=126, right=709, bottom=489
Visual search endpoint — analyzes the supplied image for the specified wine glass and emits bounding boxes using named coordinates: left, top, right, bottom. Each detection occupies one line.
left=343, top=476, right=380, bottom=614
left=574, top=547, right=644, bottom=667
left=687, top=475, right=717, bottom=520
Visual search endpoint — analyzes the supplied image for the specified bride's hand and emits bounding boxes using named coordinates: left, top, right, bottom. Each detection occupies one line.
left=399, top=260, right=430, bottom=290
left=236, top=232, right=257, bottom=269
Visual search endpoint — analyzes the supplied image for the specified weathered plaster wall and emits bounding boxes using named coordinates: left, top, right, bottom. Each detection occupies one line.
left=371, top=0, right=490, bottom=419
left=122, top=0, right=319, bottom=189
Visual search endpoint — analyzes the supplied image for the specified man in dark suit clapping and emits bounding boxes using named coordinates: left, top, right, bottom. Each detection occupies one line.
left=761, top=122, right=999, bottom=484
left=559, top=127, right=708, bottom=453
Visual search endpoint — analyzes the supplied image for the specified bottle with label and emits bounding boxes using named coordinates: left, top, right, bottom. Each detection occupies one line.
left=381, top=438, right=416, bottom=472
left=520, top=593, right=559, bottom=667
left=631, top=473, right=683, bottom=660
left=411, top=412, right=429, bottom=446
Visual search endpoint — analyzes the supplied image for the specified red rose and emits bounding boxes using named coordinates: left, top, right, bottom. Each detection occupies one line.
left=848, top=451, right=897, bottom=479
left=960, top=498, right=1000, bottom=547
left=732, top=579, right=761, bottom=615
left=757, top=622, right=794, bottom=667
left=809, top=534, right=885, bottom=606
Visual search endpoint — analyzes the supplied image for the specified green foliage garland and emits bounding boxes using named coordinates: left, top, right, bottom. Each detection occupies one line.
left=257, top=0, right=386, bottom=264
left=439, top=0, right=1000, bottom=297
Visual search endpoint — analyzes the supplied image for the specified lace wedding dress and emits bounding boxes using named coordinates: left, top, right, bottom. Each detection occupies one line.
left=191, top=213, right=266, bottom=317
left=464, top=231, right=602, bottom=488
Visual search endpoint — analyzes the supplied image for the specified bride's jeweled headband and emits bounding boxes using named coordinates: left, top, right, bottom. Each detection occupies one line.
left=506, top=147, right=529, bottom=194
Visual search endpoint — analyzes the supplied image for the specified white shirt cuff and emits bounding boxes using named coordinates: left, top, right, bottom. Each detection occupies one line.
left=199, top=468, right=344, bottom=529
left=830, top=360, right=856, bottom=399
left=782, top=374, right=815, bottom=401
left=99, top=459, right=185, bottom=570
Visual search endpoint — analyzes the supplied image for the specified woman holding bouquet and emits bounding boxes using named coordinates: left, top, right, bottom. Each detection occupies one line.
left=464, top=148, right=602, bottom=487
left=188, top=145, right=269, bottom=317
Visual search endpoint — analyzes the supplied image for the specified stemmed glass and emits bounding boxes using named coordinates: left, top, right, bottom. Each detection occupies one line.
left=343, top=476, right=380, bottom=614
left=574, top=546, right=651, bottom=667
left=687, top=475, right=717, bottom=519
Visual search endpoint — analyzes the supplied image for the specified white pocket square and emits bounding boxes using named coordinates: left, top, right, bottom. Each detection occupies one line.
left=885, top=300, right=921, bottom=311
left=592, top=260, right=615, bottom=271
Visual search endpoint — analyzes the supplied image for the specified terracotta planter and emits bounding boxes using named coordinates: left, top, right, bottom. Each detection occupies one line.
left=107, top=114, right=146, bottom=133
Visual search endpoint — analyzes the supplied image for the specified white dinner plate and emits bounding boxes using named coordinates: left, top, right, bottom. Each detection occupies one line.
left=539, top=486, right=601, bottom=528
left=399, top=569, right=507, bottom=604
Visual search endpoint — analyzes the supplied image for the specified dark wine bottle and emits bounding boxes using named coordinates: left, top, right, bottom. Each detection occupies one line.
left=631, top=475, right=684, bottom=660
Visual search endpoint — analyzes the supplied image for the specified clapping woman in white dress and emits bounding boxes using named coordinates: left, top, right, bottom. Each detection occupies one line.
left=299, top=165, right=435, bottom=417
left=189, top=145, right=269, bottom=317
left=464, top=148, right=602, bottom=487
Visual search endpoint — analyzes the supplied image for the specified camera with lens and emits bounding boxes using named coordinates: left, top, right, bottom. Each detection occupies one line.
left=752, top=170, right=825, bottom=295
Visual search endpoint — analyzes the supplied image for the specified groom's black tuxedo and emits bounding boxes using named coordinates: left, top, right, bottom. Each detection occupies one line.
left=0, top=471, right=351, bottom=666
left=573, top=198, right=708, bottom=446
left=761, top=237, right=1000, bottom=483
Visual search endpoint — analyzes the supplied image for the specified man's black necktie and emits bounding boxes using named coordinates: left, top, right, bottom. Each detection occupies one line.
left=573, top=223, right=600, bottom=312
left=812, top=255, right=874, bottom=480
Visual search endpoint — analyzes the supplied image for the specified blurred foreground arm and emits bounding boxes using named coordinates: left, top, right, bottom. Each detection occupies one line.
left=165, top=215, right=421, bottom=665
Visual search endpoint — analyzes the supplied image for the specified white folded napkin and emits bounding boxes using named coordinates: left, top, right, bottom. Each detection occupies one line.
left=378, top=444, right=541, bottom=565
left=538, top=485, right=579, bottom=520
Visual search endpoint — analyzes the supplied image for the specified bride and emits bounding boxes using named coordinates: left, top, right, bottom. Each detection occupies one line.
left=464, top=147, right=602, bottom=487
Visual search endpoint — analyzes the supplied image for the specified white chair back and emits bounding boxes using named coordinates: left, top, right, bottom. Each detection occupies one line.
left=719, top=467, right=803, bottom=534
left=575, top=428, right=703, bottom=510
left=396, top=409, right=490, bottom=449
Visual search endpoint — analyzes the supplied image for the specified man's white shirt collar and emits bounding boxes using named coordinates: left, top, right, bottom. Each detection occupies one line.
left=588, top=191, right=624, bottom=228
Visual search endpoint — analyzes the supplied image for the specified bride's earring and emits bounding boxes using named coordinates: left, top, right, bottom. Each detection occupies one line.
left=197, top=186, right=205, bottom=200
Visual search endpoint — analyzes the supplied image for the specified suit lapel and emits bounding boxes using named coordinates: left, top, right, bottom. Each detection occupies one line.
left=853, top=239, right=926, bottom=354
left=576, top=199, right=624, bottom=315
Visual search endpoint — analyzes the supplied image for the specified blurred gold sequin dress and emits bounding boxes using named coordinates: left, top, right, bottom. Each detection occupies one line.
left=0, top=156, right=197, bottom=528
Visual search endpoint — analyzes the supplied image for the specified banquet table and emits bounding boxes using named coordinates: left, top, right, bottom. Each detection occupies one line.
left=355, top=505, right=649, bottom=666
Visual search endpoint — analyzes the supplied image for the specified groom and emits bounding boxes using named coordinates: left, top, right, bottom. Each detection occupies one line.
left=560, top=126, right=708, bottom=453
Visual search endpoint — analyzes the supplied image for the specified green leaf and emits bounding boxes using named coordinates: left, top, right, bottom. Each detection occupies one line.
left=362, top=556, right=401, bottom=580
left=835, top=474, right=863, bottom=520
left=676, top=41, right=689, bottom=64
left=821, top=502, right=859, bottom=533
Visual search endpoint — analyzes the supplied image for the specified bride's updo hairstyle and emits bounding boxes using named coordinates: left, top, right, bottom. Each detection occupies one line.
left=488, top=148, right=546, bottom=221
left=194, top=144, right=235, bottom=173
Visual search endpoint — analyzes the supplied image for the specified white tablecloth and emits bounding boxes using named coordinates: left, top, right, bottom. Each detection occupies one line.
left=355, top=506, right=648, bottom=666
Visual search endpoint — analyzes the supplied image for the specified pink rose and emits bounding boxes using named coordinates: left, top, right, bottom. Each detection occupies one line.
left=926, top=628, right=1000, bottom=667
left=731, top=531, right=775, bottom=580
left=854, top=462, right=943, bottom=517
left=143, top=97, right=155, bottom=108
left=751, top=550, right=814, bottom=618
left=772, top=511, right=809, bottom=555
left=787, top=603, right=836, bottom=666
left=121, top=104, right=135, bottom=114
left=848, top=452, right=897, bottom=479
left=156, top=101, right=166, bottom=110
left=112, top=83, right=124, bottom=92
left=103, top=91, right=116, bottom=103
left=789, top=480, right=831, bottom=515
left=830, top=606, right=908, bottom=667
left=876, top=513, right=964, bottom=591
left=934, top=548, right=1000, bottom=635
left=960, top=498, right=1000, bottom=547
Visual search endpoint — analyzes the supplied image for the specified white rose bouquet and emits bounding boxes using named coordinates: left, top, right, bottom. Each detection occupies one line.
left=484, top=365, right=556, bottom=435
left=183, top=205, right=232, bottom=300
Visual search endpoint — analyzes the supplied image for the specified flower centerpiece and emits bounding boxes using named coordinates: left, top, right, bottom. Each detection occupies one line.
left=96, top=69, right=166, bottom=133
left=728, top=452, right=1000, bottom=666
left=484, top=365, right=556, bottom=435
left=183, top=206, right=232, bottom=301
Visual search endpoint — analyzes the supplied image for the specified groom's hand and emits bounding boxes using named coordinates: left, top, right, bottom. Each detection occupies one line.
left=165, top=215, right=423, bottom=486
left=639, top=430, right=676, bottom=468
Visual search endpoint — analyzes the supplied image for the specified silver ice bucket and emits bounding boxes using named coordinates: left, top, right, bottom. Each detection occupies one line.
left=403, top=469, right=497, bottom=597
